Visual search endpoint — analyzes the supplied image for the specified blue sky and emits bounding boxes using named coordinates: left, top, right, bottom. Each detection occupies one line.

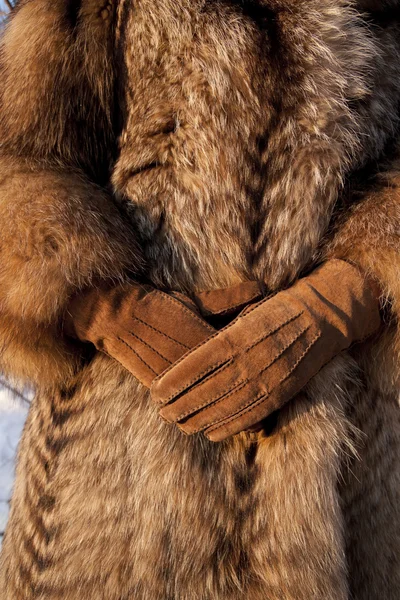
left=0, top=1, right=12, bottom=16
left=0, top=2, right=24, bottom=545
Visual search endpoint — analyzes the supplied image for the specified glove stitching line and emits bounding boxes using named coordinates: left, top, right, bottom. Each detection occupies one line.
left=152, top=333, right=229, bottom=387
left=152, top=305, right=303, bottom=391
left=132, top=315, right=191, bottom=350
left=184, top=321, right=311, bottom=432
left=157, top=312, right=304, bottom=409
left=205, top=329, right=322, bottom=437
left=243, top=311, right=303, bottom=353
left=258, top=323, right=311, bottom=377
left=170, top=378, right=249, bottom=422
left=157, top=357, right=234, bottom=406
left=100, top=348, right=149, bottom=386
left=155, top=290, right=215, bottom=332
left=116, top=336, right=158, bottom=376
left=151, top=294, right=278, bottom=386
left=127, top=330, right=172, bottom=366
left=200, top=391, right=268, bottom=435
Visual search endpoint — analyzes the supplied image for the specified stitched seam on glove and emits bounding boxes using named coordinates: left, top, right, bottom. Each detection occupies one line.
left=187, top=321, right=312, bottom=433
left=173, top=379, right=250, bottom=422
left=100, top=347, right=148, bottom=384
left=204, top=329, right=322, bottom=437
left=243, top=310, right=303, bottom=353
left=155, top=290, right=215, bottom=332
left=158, top=357, right=234, bottom=406
left=151, top=295, right=277, bottom=386
left=258, top=324, right=312, bottom=378
left=200, top=391, right=268, bottom=435
left=132, top=315, right=191, bottom=350
left=116, top=336, right=158, bottom=376
left=127, top=330, right=172, bottom=365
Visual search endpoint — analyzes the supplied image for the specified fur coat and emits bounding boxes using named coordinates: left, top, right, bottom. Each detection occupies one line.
left=0, top=1, right=400, bottom=598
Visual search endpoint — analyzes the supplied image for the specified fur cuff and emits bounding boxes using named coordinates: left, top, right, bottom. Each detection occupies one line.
left=326, top=168, right=400, bottom=355
left=0, top=157, right=142, bottom=386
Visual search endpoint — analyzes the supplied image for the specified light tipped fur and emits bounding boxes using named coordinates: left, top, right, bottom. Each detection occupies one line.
left=1, top=2, right=400, bottom=599
left=0, top=2, right=143, bottom=385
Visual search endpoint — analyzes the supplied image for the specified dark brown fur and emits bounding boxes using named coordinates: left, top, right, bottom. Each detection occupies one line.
left=1, top=1, right=400, bottom=598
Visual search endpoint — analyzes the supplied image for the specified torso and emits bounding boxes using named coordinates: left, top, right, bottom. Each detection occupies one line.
left=3, top=2, right=400, bottom=599
left=111, top=0, right=379, bottom=292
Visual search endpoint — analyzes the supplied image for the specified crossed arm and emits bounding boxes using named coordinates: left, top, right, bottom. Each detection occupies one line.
left=149, top=166, right=400, bottom=441
left=0, top=1, right=142, bottom=386
left=1, top=2, right=399, bottom=441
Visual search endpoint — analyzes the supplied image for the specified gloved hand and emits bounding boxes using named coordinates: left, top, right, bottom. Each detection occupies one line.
left=65, top=280, right=262, bottom=387
left=151, top=260, right=381, bottom=441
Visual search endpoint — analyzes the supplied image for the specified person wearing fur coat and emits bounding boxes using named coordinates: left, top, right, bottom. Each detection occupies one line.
left=0, top=1, right=400, bottom=599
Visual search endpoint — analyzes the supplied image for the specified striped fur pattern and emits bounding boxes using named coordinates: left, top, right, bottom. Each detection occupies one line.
left=1, top=1, right=400, bottom=598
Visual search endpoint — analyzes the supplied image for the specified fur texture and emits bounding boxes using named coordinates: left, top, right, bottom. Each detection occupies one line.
left=1, top=1, right=400, bottom=599
left=0, top=0, right=142, bottom=385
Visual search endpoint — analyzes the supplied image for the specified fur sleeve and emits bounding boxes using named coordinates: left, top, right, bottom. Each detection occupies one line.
left=0, top=157, right=141, bottom=387
left=0, top=1, right=142, bottom=387
left=327, top=159, right=400, bottom=343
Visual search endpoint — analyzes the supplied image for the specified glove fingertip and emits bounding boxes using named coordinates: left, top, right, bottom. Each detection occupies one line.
left=158, top=405, right=175, bottom=424
left=151, top=378, right=172, bottom=406
left=204, top=427, right=229, bottom=443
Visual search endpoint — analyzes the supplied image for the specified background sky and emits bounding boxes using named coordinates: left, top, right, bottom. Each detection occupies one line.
left=0, top=0, right=22, bottom=546
left=0, top=1, right=20, bottom=547
left=0, top=389, right=28, bottom=544
left=0, top=1, right=12, bottom=19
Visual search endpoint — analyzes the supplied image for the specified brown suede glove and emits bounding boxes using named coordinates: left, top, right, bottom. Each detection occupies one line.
left=65, top=280, right=262, bottom=387
left=151, top=260, right=382, bottom=441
